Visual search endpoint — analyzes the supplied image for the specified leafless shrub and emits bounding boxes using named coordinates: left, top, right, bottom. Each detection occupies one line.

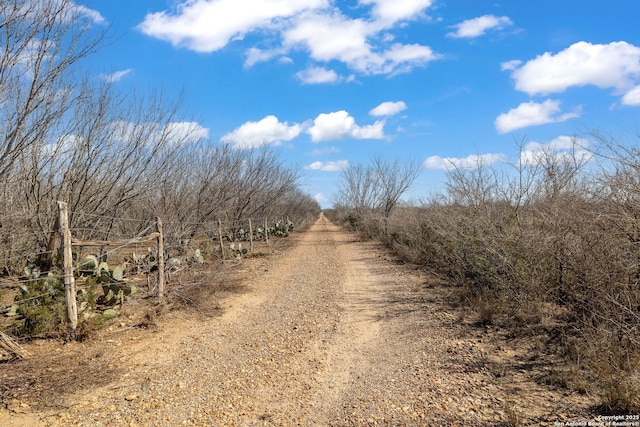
left=335, top=136, right=640, bottom=407
left=336, top=157, right=420, bottom=234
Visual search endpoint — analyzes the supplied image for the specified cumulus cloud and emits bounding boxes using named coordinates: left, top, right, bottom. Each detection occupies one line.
left=359, top=0, right=434, bottom=25
left=622, top=85, right=640, bottom=106
left=138, top=0, right=439, bottom=78
left=519, top=136, right=592, bottom=165
left=369, top=101, right=407, bottom=116
left=505, top=41, right=640, bottom=96
left=296, top=66, right=339, bottom=84
left=221, top=115, right=303, bottom=149
left=305, top=160, right=349, bottom=171
left=307, top=110, right=385, bottom=142
left=495, top=100, right=579, bottom=134
left=99, top=69, right=133, bottom=83
left=138, top=0, right=327, bottom=53
left=424, top=153, right=506, bottom=170
left=447, top=15, right=513, bottom=39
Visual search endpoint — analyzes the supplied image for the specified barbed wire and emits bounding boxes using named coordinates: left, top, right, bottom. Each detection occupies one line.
left=69, top=211, right=156, bottom=223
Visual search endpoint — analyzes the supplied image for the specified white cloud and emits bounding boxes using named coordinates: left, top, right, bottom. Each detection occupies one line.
left=447, top=15, right=513, bottom=39
left=99, top=69, right=133, bottom=83
left=138, top=0, right=327, bottom=52
left=424, top=153, right=506, bottom=170
left=221, top=115, right=302, bottom=149
left=622, top=85, right=640, bottom=106
left=305, top=160, right=349, bottom=171
left=313, top=192, right=328, bottom=205
left=307, top=110, right=385, bottom=142
left=308, top=146, right=341, bottom=156
left=43, top=134, right=80, bottom=160
left=107, top=121, right=209, bottom=146
left=23, top=1, right=105, bottom=25
left=369, top=101, right=407, bottom=116
left=506, top=41, right=640, bottom=96
left=381, top=43, right=439, bottom=74
left=495, top=100, right=579, bottom=134
left=70, top=3, right=106, bottom=25
left=520, top=136, right=592, bottom=165
left=283, top=12, right=374, bottom=71
left=244, top=47, right=283, bottom=67
left=296, top=66, right=339, bottom=84
left=139, top=0, right=440, bottom=78
left=359, top=0, right=434, bottom=25
left=501, top=60, right=522, bottom=71
left=162, top=122, right=210, bottom=145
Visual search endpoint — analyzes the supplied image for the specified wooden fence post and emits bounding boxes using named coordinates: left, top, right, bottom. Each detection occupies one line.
left=218, top=219, right=225, bottom=259
left=156, top=217, right=164, bottom=299
left=264, top=217, right=269, bottom=246
left=248, top=218, right=254, bottom=253
left=57, top=201, right=78, bottom=341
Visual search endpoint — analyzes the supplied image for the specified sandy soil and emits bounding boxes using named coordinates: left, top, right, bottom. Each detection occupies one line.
left=0, top=215, right=598, bottom=426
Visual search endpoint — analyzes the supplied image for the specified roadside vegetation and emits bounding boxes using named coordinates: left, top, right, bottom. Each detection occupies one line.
left=328, top=136, right=640, bottom=414
left=0, top=0, right=319, bottom=344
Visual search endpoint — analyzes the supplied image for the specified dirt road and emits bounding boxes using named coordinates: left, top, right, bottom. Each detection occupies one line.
left=2, top=215, right=595, bottom=426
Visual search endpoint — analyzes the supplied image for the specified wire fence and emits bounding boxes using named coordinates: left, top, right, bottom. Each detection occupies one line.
left=0, top=202, right=312, bottom=333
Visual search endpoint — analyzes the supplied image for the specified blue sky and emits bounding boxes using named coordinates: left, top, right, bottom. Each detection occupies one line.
left=78, top=0, right=640, bottom=207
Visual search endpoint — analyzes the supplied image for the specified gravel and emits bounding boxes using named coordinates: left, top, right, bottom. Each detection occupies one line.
left=4, top=215, right=597, bottom=426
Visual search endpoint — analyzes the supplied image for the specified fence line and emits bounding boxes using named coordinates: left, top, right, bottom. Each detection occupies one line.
left=2, top=201, right=308, bottom=340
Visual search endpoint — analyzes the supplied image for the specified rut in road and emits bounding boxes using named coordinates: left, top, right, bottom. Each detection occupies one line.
left=39, top=215, right=593, bottom=426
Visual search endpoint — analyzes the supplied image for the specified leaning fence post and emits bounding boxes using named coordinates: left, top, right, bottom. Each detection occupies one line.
left=218, top=219, right=225, bottom=259
left=57, top=201, right=78, bottom=341
left=264, top=217, right=269, bottom=247
left=248, top=218, right=254, bottom=253
left=156, top=217, right=165, bottom=299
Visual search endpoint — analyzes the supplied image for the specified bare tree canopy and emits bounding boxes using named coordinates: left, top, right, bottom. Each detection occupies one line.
left=0, top=0, right=109, bottom=178
left=0, top=1, right=320, bottom=273
left=337, top=157, right=421, bottom=220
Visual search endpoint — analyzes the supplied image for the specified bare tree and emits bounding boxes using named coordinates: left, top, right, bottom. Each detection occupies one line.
left=0, top=0, right=109, bottom=179
left=337, top=162, right=379, bottom=221
left=337, top=157, right=421, bottom=229
left=16, top=82, right=201, bottom=249
left=370, top=157, right=421, bottom=219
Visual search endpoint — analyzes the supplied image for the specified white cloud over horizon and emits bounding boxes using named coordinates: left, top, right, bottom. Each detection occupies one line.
left=424, top=153, right=506, bottom=170
left=505, top=41, right=640, bottom=97
left=495, top=100, right=580, bottom=134
left=138, top=0, right=440, bottom=79
left=369, top=101, right=407, bottom=116
left=519, top=136, right=593, bottom=165
left=305, top=160, right=349, bottom=171
left=220, top=115, right=303, bottom=149
left=307, top=110, right=385, bottom=142
left=313, top=192, right=328, bottom=205
left=162, top=122, right=211, bottom=145
left=447, top=14, right=513, bottom=39
left=107, top=121, right=210, bottom=146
